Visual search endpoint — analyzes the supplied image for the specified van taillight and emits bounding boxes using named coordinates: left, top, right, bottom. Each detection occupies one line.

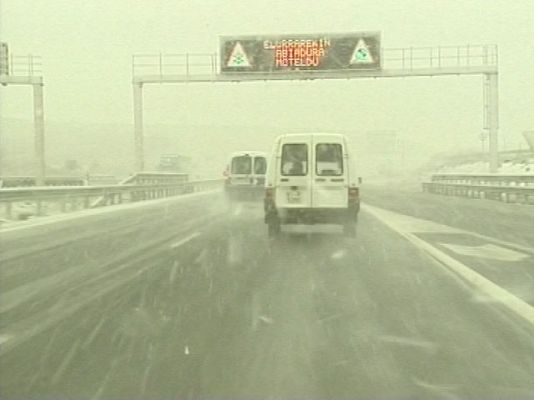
left=265, top=188, right=275, bottom=207
left=265, top=187, right=275, bottom=201
left=348, top=187, right=359, bottom=202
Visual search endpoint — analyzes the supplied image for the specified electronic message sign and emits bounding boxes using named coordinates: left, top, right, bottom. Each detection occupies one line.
left=220, top=32, right=381, bottom=74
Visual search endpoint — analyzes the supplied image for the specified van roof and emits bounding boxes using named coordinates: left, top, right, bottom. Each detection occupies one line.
left=229, top=151, right=267, bottom=157
left=277, top=133, right=347, bottom=142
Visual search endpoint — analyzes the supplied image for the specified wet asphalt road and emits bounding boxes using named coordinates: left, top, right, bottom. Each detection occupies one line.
left=1, top=189, right=534, bottom=399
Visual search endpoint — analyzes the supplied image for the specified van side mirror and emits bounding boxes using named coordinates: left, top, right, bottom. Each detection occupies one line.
left=358, top=177, right=363, bottom=184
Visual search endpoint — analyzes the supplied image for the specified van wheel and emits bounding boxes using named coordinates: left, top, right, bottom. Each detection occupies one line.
left=268, top=220, right=281, bottom=238
left=343, top=222, right=356, bottom=237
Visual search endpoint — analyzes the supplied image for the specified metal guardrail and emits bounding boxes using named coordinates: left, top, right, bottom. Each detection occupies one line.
left=423, top=174, right=534, bottom=205
left=124, top=171, right=189, bottom=185
left=0, top=172, right=187, bottom=188
left=499, top=149, right=533, bottom=157
left=90, top=172, right=189, bottom=207
left=0, top=176, right=87, bottom=188
left=0, top=179, right=222, bottom=220
left=430, top=173, right=534, bottom=187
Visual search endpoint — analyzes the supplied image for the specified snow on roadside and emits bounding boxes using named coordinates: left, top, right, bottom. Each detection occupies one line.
left=435, top=158, right=534, bottom=174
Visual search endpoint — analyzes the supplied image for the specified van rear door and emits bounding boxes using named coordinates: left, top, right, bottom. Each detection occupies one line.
left=311, top=140, right=348, bottom=208
left=252, top=155, right=267, bottom=186
left=275, top=141, right=312, bottom=208
left=230, top=154, right=252, bottom=185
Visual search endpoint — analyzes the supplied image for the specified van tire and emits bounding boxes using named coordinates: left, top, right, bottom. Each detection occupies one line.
left=343, top=221, right=356, bottom=237
left=268, top=220, right=281, bottom=238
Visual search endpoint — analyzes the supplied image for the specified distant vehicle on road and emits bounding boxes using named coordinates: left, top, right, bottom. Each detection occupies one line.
left=157, top=154, right=191, bottom=173
left=264, top=133, right=360, bottom=237
left=224, top=151, right=268, bottom=201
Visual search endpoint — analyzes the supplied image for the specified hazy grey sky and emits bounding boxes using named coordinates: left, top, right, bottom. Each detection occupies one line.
left=1, top=0, right=533, bottom=154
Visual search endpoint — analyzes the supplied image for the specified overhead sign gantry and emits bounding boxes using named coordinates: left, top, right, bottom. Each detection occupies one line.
left=0, top=44, right=46, bottom=185
left=132, top=32, right=499, bottom=172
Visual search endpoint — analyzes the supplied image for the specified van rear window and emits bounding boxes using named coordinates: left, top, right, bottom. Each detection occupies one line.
left=281, top=144, right=308, bottom=176
left=231, top=156, right=252, bottom=174
left=316, top=143, right=343, bottom=176
left=254, top=157, right=267, bottom=175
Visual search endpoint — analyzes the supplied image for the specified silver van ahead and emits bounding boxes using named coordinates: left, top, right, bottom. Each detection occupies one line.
left=264, top=133, right=360, bottom=236
left=224, top=151, right=268, bottom=201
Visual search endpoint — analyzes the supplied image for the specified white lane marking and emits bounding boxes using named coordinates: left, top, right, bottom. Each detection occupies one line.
left=227, top=234, right=243, bottom=265
left=331, top=359, right=350, bottom=366
left=0, top=265, right=90, bottom=313
left=51, top=338, right=81, bottom=384
left=469, top=232, right=534, bottom=256
left=362, top=203, right=534, bottom=255
left=379, top=335, right=437, bottom=352
left=170, top=232, right=201, bottom=249
left=0, top=334, right=13, bottom=346
left=317, top=313, right=344, bottom=324
left=439, top=243, right=530, bottom=262
left=251, top=293, right=260, bottom=331
left=331, top=249, right=347, bottom=259
left=363, top=204, right=534, bottom=327
left=472, top=285, right=534, bottom=305
left=91, top=359, right=118, bottom=400
left=169, top=261, right=179, bottom=284
left=412, top=377, right=459, bottom=393
left=184, top=346, right=190, bottom=355
left=232, top=203, right=243, bottom=216
left=82, top=316, right=107, bottom=349
left=141, top=344, right=154, bottom=395
left=258, top=315, right=274, bottom=324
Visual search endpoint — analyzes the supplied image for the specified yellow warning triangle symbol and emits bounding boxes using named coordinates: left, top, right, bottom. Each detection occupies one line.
left=351, top=39, right=374, bottom=64
left=227, top=42, right=251, bottom=67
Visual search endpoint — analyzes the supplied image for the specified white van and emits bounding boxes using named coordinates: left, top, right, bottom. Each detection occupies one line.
left=264, top=133, right=360, bottom=236
left=224, top=151, right=268, bottom=201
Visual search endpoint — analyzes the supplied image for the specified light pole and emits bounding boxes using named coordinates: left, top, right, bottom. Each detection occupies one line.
left=480, top=130, right=488, bottom=154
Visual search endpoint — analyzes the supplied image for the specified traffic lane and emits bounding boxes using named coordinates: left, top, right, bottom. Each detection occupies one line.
left=210, top=212, right=534, bottom=398
left=1, top=207, right=534, bottom=398
left=362, top=202, right=534, bottom=309
left=0, top=191, right=226, bottom=294
left=0, top=190, right=225, bottom=259
left=0, top=205, right=252, bottom=398
left=0, top=228, right=206, bottom=355
left=363, top=183, right=534, bottom=248
left=0, top=191, right=226, bottom=347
